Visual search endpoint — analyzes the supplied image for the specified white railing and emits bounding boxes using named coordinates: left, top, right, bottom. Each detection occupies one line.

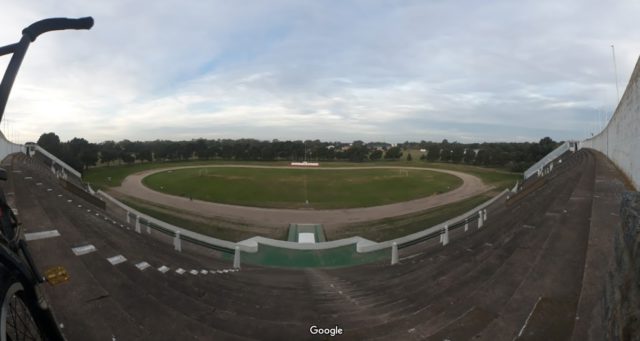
left=97, top=190, right=239, bottom=251
left=98, top=187, right=508, bottom=257
left=523, top=141, right=571, bottom=180
left=34, top=145, right=82, bottom=179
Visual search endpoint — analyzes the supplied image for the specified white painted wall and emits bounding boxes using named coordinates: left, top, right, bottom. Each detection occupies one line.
left=0, top=130, right=25, bottom=160
left=580, top=56, right=640, bottom=189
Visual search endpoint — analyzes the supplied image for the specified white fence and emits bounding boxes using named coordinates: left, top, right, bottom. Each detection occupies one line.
left=523, top=141, right=573, bottom=180
left=34, top=145, right=82, bottom=179
left=98, top=187, right=508, bottom=258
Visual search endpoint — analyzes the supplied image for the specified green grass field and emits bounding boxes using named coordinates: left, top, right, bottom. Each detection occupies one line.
left=141, top=167, right=462, bottom=209
left=85, top=158, right=521, bottom=191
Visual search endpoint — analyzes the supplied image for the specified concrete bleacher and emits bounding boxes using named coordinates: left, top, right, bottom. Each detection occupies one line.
left=6, top=147, right=626, bottom=340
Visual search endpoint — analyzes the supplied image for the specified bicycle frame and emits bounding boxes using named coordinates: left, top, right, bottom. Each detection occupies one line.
left=0, top=17, right=94, bottom=341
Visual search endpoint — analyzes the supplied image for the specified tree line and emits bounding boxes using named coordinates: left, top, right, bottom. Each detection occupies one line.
left=36, top=132, right=560, bottom=174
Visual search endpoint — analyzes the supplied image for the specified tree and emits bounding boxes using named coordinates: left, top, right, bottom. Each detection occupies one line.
left=451, top=146, right=464, bottom=163
left=426, top=145, right=440, bottom=162
left=120, top=152, right=135, bottom=164
left=384, top=147, right=403, bottom=160
left=99, top=141, right=119, bottom=165
left=369, top=149, right=383, bottom=161
left=138, top=149, right=153, bottom=163
left=406, top=153, right=413, bottom=161
left=463, top=149, right=475, bottom=164
left=346, top=144, right=369, bottom=162
left=37, top=132, right=62, bottom=157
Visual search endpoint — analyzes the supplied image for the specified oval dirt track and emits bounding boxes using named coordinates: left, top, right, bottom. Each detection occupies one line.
left=111, top=165, right=491, bottom=229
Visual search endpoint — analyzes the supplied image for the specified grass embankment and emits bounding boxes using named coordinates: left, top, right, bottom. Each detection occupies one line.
left=328, top=193, right=493, bottom=242
left=142, top=167, right=462, bottom=209
left=120, top=197, right=287, bottom=242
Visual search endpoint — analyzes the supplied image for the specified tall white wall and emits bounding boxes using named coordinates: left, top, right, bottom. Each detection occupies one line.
left=0, top=130, right=25, bottom=161
left=580, top=56, right=640, bottom=189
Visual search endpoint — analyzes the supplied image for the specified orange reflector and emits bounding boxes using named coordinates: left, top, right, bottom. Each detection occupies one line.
left=44, top=266, right=69, bottom=285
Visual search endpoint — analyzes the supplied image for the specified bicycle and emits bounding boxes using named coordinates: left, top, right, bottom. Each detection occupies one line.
left=0, top=17, right=94, bottom=341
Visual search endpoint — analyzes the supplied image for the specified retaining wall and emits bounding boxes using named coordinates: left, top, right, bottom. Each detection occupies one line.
left=0, top=131, right=24, bottom=160
left=580, top=56, right=640, bottom=189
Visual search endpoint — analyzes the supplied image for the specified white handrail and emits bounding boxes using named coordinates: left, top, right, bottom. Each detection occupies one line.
left=34, top=145, right=82, bottom=178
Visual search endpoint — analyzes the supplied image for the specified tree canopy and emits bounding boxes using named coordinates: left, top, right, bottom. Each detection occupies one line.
left=33, top=133, right=562, bottom=173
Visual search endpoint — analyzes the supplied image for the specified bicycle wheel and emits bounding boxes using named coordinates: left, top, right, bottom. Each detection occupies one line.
left=0, top=275, right=43, bottom=341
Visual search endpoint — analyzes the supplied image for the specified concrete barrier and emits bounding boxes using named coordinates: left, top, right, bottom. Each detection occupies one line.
left=580, top=56, right=640, bottom=189
left=0, top=131, right=25, bottom=161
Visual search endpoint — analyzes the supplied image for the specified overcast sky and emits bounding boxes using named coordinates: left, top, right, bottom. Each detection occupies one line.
left=1, top=1, right=639, bottom=144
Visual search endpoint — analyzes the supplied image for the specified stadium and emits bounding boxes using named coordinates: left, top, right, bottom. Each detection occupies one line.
left=1, top=3, right=640, bottom=341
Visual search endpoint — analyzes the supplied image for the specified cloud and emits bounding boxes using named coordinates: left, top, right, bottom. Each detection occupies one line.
left=1, top=0, right=640, bottom=143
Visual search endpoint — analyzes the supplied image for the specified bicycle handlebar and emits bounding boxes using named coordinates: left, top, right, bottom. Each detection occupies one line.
left=22, top=17, right=94, bottom=42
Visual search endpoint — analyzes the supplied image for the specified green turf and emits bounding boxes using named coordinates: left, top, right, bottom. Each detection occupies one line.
left=239, top=243, right=389, bottom=268
left=328, top=193, right=494, bottom=242
left=85, top=158, right=520, bottom=191
left=84, top=160, right=281, bottom=190
left=141, top=167, right=462, bottom=209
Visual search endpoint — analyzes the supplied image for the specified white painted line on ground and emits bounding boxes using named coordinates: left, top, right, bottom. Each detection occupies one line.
left=216, top=270, right=224, bottom=274
left=107, top=255, right=127, bottom=265
left=120, top=224, right=124, bottom=228
left=46, top=188, right=52, bottom=192
left=87, top=209, right=91, bottom=213
left=517, top=297, right=543, bottom=338
left=5, top=192, right=14, bottom=196
left=24, top=176, right=32, bottom=180
left=158, top=265, right=170, bottom=273
left=189, top=270, right=198, bottom=275
left=77, top=205, right=82, bottom=208
left=399, top=252, right=423, bottom=262
left=175, top=268, right=186, bottom=275
left=72, top=244, right=97, bottom=256
left=66, top=199, right=72, bottom=203
left=36, top=182, right=42, bottom=186
left=12, top=170, right=21, bottom=173
left=135, top=262, right=151, bottom=271
left=57, top=194, right=63, bottom=197
left=222, top=269, right=229, bottom=273
left=200, top=270, right=208, bottom=275
left=95, top=213, right=99, bottom=216
left=25, top=230, right=61, bottom=241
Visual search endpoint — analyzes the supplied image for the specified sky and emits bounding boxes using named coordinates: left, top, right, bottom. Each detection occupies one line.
left=1, top=0, right=639, bottom=144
